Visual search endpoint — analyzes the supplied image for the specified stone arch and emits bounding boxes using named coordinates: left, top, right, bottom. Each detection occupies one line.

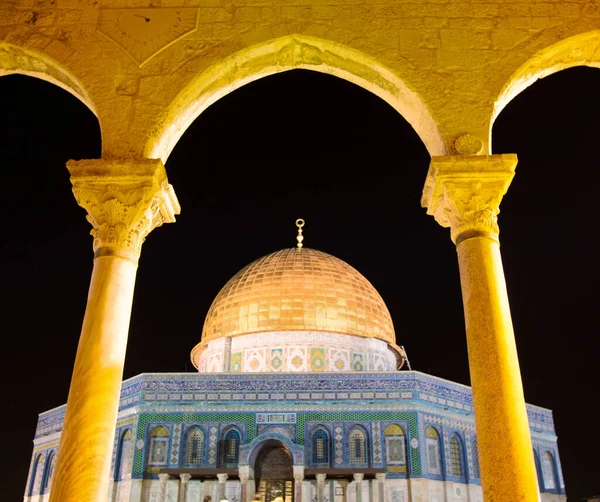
left=0, top=42, right=97, bottom=118
left=240, top=432, right=304, bottom=467
left=146, top=34, right=445, bottom=162
left=492, top=30, right=600, bottom=149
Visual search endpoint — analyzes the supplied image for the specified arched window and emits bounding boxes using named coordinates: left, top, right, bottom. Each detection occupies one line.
left=542, top=451, right=557, bottom=490
left=42, top=451, right=56, bottom=493
left=448, top=436, right=463, bottom=477
left=220, top=428, right=241, bottom=467
left=384, top=424, right=407, bottom=468
left=425, top=427, right=442, bottom=476
left=349, top=428, right=367, bottom=464
left=311, top=428, right=330, bottom=465
left=115, top=429, right=133, bottom=480
left=29, top=454, right=43, bottom=496
left=185, top=427, right=204, bottom=467
left=148, top=426, right=170, bottom=467
left=471, top=439, right=480, bottom=479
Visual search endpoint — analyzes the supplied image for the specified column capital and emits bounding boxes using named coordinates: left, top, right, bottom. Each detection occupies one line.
left=217, top=473, right=229, bottom=483
left=158, top=473, right=170, bottom=482
left=67, top=158, right=180, bottom=262
left=239, top=474, right=249, bottom=484
left=375, top=473, right=386, bottom=482
left=180, top=473, right=192, bottom=483
left=316, top=473, right=327, bottom=485
left=421, top=154, right=517, bottom=244
left=293, top=473, right=304, bottom=483
left=352, top=473, right=364, bottom=483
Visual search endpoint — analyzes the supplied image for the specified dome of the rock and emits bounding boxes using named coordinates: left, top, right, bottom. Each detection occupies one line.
left=191, top=247, right=404, bottom=372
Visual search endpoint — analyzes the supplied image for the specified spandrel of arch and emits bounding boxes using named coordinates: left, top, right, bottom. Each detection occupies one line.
left=348, top=426, right=368, bottom=465
left=0, top=42, right=97, bottom=118
left=384, top=424, right=407, bottom=471
left=147, top=426, right=170, bottom=467
left=185, top=427, right=205, bottom=467
left=146, top=34, right=446, bottom=162
left=311, top=427, right=331, bottom=466
left=425, top=427, right=442, bottom=477
left=115, top=429, right=133, bottom=481
left=220, top=428, right=241, bottom=468
left=491, top=30, right=600, bottom=150
left=542, top=451, right=557, bottom=491
left=448, top=436, right=463, bottom=478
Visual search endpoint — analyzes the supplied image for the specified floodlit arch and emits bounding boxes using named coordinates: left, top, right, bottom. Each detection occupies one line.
left=492, top=30, right=600, bottom=149
left=146, top=35, right=445, bottom=162
left=0, top=42, right=97, bottom=118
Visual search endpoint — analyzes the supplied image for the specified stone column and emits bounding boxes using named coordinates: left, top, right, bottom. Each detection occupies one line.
left=49, top=159, right=180, bottom=502
left=159, top=473, right=171, bottom=502
left=179, top=474, right=192, bottom=502
left=337, top=480, right=348, bottom=502
left=316, top=474, right=326, bottom=502
left=375, top=474, right=385, bottom=502
left=293, top=469, right=304, bottom=502
left=239, top=474, right=249, bottom=502
left=422, top=154, right=538, bottom=501
left=217, top=473, right=228, bottom=501
left=352, top=474, right=363, bottom=502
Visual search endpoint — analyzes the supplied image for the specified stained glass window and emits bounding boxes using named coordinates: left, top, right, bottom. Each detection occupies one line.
left=220, top=429, right=240, bottom=466
left=471, top=439, right=480, bottom=479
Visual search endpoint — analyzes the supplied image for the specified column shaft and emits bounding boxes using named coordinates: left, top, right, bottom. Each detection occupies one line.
left=50, top=255, right=137, bottom=501
left=457, top=236, right=538, bottom=500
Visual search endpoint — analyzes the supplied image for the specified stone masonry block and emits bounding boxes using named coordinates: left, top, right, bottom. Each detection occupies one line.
left=491, top=29, right=530, bottom=50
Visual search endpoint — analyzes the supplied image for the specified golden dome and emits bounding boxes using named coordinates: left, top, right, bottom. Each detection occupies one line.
left=197, top=247, right=396, bottom=348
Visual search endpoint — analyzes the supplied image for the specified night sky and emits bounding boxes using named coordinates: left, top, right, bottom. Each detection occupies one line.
left=1, top=67, right=599, bottom=500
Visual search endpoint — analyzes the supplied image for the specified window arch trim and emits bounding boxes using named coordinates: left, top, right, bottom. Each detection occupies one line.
left=184, top=426, right=206, bottom=467
left=347, top=425, right=369, bottom=466
left=310, top=426, right=331, bottom=466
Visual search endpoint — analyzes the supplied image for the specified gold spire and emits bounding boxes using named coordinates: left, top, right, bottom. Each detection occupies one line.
left=296, top=218, right=305, bottom=248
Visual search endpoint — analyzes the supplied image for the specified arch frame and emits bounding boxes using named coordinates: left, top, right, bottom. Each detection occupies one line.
left=423, top=425, right=444, bottom=480
left=114, top=428, right=133, bottom=482
left=383, top=421, right=410, bottom=476
left=0, top=42, right=97, bottom=119
left=446, top=432, right=468, bottom=482
left=491, top=29, right=600, bottom=150
left=308, top=424, right=332, bottom=467
left=346, top=424, right=370, bottom=467
left=145, top=34, right=445, bottom=162
left=240, top=432, right=304, bottom=467
left=181, top=425, right=206, bottom=468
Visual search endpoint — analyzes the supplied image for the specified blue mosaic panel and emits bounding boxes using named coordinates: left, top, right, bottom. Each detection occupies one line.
left=297, top=412, right=420, bottom=474
left=133, top=413, right=255, bottom=476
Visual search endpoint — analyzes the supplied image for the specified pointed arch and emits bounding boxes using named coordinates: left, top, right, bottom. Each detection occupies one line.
left=146, top=34, right=445, bottom=162
left=447, top=434, right=465, bottom=479
left=0, top=42, right=96, bottom=118
left=310, top=425, right=331, bottom=467
left=425, top=426, right=442, bottom=477
left=492, top=30, right=600, bottom=149
left=347, top=425, right=369, bottom=466
left=542, top=450, right=558, bottom=491
left=147, top=425, right=170, bottom=468
left=184, top=426, right=205, bottom=467
left=115, top=429, right=133, bottom=481
left=384, top=424, right=408, bottom=473
left=28, top=453, right=44, bottom=496
left=41, top=450, right=56, bottom=493
left=219, top=426, right=242, bottom=468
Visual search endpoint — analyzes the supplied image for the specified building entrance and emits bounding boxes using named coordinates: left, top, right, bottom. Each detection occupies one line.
left=254, top=441, right=294, bottom=502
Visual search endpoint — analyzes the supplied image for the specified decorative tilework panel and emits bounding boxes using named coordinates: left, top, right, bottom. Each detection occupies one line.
left=230, top=352, right=242, bottom=373
left=310, top=348, right=326, bottom=372
left=170, top=424, right=181, bottom=465
left=372, top=422, right=382, bottom=465
left=133, top=413, right=255, bottom=477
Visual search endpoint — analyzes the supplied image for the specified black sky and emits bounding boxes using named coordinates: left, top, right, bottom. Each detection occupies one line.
left=1, top=67, right=598, bottom=500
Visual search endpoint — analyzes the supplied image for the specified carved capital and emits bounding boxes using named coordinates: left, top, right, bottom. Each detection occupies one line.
left=180, top=473, right=192, bottom=483
left=158, top=473, right=170, bottom=482
left=239, top=474, right=249, bottom=484
left=421, top=154, right=517, bottom=244
left=353, top=473, right=364, bottom=483
left=67, top=159, right=181, bottom=261
left=294, top=473, right=304, bottom=483
left=316, top=473, right=327, bottom=485
left=217, top=473, right=229, bottom=483
left=375, top=473, right=386, bottom=482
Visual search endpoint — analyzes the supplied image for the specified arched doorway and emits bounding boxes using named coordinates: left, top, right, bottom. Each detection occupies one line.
left=254, top=440, right=294, bottom=502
